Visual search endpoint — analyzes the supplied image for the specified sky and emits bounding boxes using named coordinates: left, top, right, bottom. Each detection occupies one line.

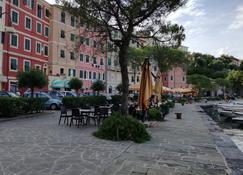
left=46, top=0, right=243, bottom=59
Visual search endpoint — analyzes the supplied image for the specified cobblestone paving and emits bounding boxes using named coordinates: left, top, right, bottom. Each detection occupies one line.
left=0, top=104, right=231, bottom=175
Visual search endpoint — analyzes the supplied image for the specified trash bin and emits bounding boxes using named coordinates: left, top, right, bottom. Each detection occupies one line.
left=175, top=112, right=182, bottom=119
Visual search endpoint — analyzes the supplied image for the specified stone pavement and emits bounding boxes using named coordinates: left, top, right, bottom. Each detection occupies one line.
left=0, top=104, right=232, bottom=175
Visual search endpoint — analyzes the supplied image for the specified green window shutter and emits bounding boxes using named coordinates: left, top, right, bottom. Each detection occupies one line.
left=93, top=40, right=96, bottom=47
left=80, top=54, right=83, bottom=61
left=86, top=55, right=89, bottom=63
left=24, top=61, right=30, bottom=72
left=80, top=70, right=83, bottom=78
left=93, top=57, right=97, bottom=64
left=70, top=34, right=75, bottom=41
left=86, top=38, right=89, bottom=46
left=108, top=58, right=111, bottom=66
left=12, top=11, right=18, bottom=23
left=80, top=36, right=84, bottom=44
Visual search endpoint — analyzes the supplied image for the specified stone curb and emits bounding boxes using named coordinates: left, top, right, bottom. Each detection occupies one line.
left=0, top=111, right=56, bottom=123
left=198, top=105, right=243, bottom=175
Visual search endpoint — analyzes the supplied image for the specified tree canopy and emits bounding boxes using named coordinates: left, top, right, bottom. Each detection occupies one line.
left=91, top=80, right=105, bottom=95
left=59, top=0, right=187, bottom=115
left=17, top=69, right=48, bottom=97
left=68, top=78, right=83, bottom=94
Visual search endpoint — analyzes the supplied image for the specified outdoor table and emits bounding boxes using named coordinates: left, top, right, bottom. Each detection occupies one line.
left=79, top=109, right=95, bottom=125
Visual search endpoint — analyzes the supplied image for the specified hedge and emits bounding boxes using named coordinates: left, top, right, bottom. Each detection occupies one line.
left=0, top=97, right=47, bottom=118
left=148, top=108, right=163, bottom=121
left=62, top=96, right=107, bottom=108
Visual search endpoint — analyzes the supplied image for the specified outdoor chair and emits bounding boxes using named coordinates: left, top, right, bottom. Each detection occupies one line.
left=58, top=106, right=72, bottom=125
left=96, top=107, right=109, bottom=126
left=70, top=108, right=84, bottom=128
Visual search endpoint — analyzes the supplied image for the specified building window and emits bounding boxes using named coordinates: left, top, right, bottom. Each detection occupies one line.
left=10, top=34, right=18, bottom=48
left=93, top=57, right=97, bottom=64
left=44, top=26, right=49, bottom=37
left=24, top=60, right=30, bottom=72
left=100, top=58, right=104, bottom=65
left=70, top=52, right=75, bottom=60
left=61, top=12, right=65, bottom=23
left=12, top=0, right=18, bottom=6
left=86, top=38, right=89, bottom=46
left=80, top=54, right=83, bottom=62
left=98, top=73, right=101, bottom=80
left=79, top=70, right=83, bottom=79
left=60, top=68, right=64, bottom=75
left=93, top=72, right=96, bottom=80
left=103, top=73, right=105, bottom=80
left=44, top=45, right=48, bottom=56
left=60, top=30, right=65, bottom=38
left=108, top=86, right=112, bottom=94
left=10, top=58, right=18, bottom=71
left=24, top=0, right=33, bottom=8
left=93, top=40, right=96, bottom=48
left=183, top=76, right=185, bottom=81
left=84, top=71, right=87, bottom=79
left=70, top=33, right=75, bottom=41
left=36, top=42, right=41, bottom=54
left=89, top=71, right=91, bottom=79
left=36, top=22, right=42, bottom=34
left=45, top=9, right=50, bottom=18
left=131, top=76, right=134, bottom=82
left=71, top=16, right=75, bottom=27
left=86, top=55, right=89, bottom=63
left=164, top=77, right=167, bottom=81
left=60, top=50, right=65, bottom=58
left=108, top=58, right=111, bottom=66
left=24, top=38, right=31, bottom=51
left=35, top=64, right=41, bottom=70
left=79, top=36, right=84, bottom=44
left=37, top=4, right=42, bottom=18
left=137, top=76, right=139, bottom=82
left=25, top=16, right=32, bottom=30
left=68, top=69, right=76, bottom=77
left=11, top=10, right=19, bottom=24
left=153, top=66, right=157, bottom=72
left=171, top=76, right=173, bottom=81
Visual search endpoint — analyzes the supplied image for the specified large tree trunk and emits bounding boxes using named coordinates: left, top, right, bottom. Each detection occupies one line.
left=119, top=41, right=130, bottom=116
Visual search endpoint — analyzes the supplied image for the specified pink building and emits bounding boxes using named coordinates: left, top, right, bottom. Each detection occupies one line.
left=48, top=5, right=106, bottom=92
left=162, top=67, right=188, bottom=89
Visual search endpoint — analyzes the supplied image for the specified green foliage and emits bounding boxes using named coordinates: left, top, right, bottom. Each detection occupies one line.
left=93, top=113, right=151, bottom=143
left=0, top=97, right=47, bottom=118
left=148, top=108, right=163, bottom=121
left=166, top=101, right=175, bottom=108
left=60, top=0, right=186, bottom=115
left=187, top=74, right=213, bottom=91
left=68, top=78, right=83, bottom=92
left=160, top=103, right=170, bottom=116
left=62, top=96, right=107, bottom=108
left=17, top=69, right=47, bottom=96
left=91, top=80, right=105, bottom=94
left=215, top=78, right=232, bottom=89
left=226, top=70, right=243, bottom=95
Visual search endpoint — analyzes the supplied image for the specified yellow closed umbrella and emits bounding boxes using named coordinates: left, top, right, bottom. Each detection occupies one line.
left=138, top=59, right=153, bottom=110
left=154, top=72, right=162, bottom=102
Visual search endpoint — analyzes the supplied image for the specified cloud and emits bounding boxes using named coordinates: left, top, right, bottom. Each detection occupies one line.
left=229, top=5, right=243, bottom=30
left=168, top=0, right=205, bottom=21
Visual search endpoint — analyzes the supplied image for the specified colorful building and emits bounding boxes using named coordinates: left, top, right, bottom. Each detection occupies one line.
left=1, top=0, right=50, bottom=92
left=48, top=5, right=106, bottom=92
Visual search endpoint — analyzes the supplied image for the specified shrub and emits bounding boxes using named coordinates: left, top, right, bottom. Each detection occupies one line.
left=166, top=101, right=175, bottom=108
left=0, top=97, right=47, bottom=118
left=147, top=108, right=163, bottom=121
left=93, top=113, right=151, bottom=143
left=160, top=103, right=170, bottom=116
left=62, top=96, right=107, bottom=108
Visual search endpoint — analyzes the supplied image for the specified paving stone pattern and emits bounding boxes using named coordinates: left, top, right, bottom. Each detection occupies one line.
left=0, top=104, right=231, bottom=175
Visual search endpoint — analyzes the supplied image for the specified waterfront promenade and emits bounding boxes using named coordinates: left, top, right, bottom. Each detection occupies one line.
left=0, top=104, right=241, bottom=175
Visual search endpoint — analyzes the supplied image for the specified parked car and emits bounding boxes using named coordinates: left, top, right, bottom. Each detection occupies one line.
left=60, top=91, right=77, bottom=97
left=46, top=91, right=64, bottom=100
left=0, top=91, right=20, bottom=97
left=23, top=92, right=62, bottom=110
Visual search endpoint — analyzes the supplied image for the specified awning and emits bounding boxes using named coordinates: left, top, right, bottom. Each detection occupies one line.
left=64, top=80, right=70, bottom=88
left=50, top=79, right=64, bottom=89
